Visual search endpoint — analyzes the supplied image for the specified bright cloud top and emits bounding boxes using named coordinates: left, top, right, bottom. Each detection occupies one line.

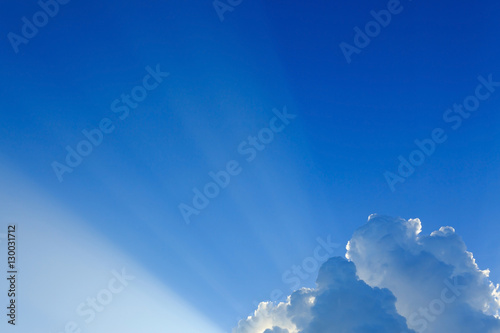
left=235, top=215, right=500, bottom=333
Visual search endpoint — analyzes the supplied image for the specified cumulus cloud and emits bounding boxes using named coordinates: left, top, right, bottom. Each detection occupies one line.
left=347, top=215, right=500, bottom=333
left=234, top=256, right=414, bottom=333
left=235, top=215, right=500, bottom=333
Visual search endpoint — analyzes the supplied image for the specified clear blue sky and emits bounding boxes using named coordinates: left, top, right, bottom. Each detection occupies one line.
left=1, top=0, right=499, bottom=330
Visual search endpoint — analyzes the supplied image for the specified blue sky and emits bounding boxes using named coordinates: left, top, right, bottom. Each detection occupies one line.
left=1, top=0, right=500, bottom=331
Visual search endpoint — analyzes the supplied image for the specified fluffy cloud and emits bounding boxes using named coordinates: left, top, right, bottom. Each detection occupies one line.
left=234, top=300, right=298, bottom=333
left=347, top=215, right=500, bottom=333
left=234, top=215, right=500, bottom=333
left=234, top=256, right=414, bottom=333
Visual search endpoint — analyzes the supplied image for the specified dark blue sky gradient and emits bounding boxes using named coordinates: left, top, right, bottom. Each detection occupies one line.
left=1, top=0, right=500, bottom=329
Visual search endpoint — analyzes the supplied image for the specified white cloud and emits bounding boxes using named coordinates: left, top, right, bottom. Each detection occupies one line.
left=233, top=299, right=299, bottom=333
left=234, top=257, right=414, bottom=333
left=235, top=215, right=500, bottom=333
left=347, top=215, right=500, bottom=333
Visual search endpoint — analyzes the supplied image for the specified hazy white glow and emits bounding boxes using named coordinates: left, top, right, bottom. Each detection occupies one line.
left=0, top=162, right=224, bottom=333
